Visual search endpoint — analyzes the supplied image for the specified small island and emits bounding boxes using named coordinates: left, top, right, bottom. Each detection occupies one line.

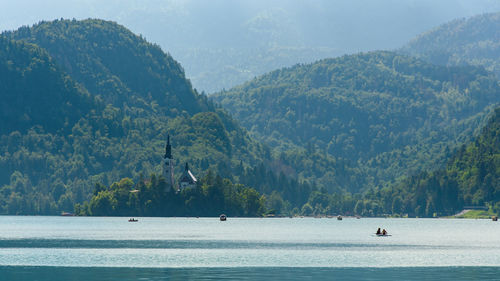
left=75, top=136, right=265, bottom=217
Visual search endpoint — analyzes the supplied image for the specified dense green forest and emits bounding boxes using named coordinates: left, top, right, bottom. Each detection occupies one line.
left=213, top=51, right=500, bottom=193
left=80, top=171, right=356, bottom=217
left=84, top=104, right=500, bottom=219
left=0, top=19, right=369, bottom=216
left=0, top=19, right=290, bottom=215
left=357, top=108, right=500, bottom=217
left=78, top=172, right=266, bottom=217
left=401, top=12, right=500, bottom=78
left=0, top=37, right=95, bottom=136
left=2, top=18, right=500, bottom=218
left=3, top=19, right=205, bottom=114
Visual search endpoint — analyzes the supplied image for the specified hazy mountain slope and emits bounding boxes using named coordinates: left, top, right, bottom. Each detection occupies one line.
left=372, top=107, right=500, bottom=217
left=3, top=1, right=499, bottom=93
left=213, top=51, right=500, bottom=191
left=0, top=36, right=94, bottom=135
left=0, top=20, right=271, bottom=215
left=4, top=19, right=204, bottom=115
left=175, top=47, right=340, bottom=93
left=401, top=12, right=500, bottom=78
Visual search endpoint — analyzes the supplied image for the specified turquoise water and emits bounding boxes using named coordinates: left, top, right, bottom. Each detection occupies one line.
left=1, top=216, right=500, bottom=280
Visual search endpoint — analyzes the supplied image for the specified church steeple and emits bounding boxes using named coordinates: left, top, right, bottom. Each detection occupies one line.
left=162, top=135, right=175, bottom=192
left=164, top=135, right=172, bottom=159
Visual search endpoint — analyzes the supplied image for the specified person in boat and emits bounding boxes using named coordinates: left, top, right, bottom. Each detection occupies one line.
left=382, top=229, right=387, bottom=235
left=376, top=228, right=381, bottom=235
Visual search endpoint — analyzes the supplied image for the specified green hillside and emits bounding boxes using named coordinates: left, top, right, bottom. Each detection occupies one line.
left=0, top=20, right=271, bottom=215
left=363, top=108, right=500, bottom=217
left=213, top=51, right=500, bottom=192
left=401, top=12, right=500, bottom=78
left=4, top=19, right=205, bottom=114
left=0, top=36, right=94, bottom=135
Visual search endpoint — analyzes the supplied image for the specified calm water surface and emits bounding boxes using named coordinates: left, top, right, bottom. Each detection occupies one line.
left=1, top=216, right=499, bottom=280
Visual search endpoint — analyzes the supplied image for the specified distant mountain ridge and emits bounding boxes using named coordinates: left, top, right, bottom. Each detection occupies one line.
left=401, top=12, right=500, bottom=78
left=2, top=0, right=500, bottom=93
left=213, top=51, right=500, bottom=192
left=3, top=19, right=204, bottom=115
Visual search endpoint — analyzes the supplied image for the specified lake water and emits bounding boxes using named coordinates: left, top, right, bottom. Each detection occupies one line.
left=1, top=216, right=500, bottom=280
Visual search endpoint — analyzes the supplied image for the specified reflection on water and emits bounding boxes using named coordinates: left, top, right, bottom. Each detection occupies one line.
left=3, top=266, right=500, bottom=281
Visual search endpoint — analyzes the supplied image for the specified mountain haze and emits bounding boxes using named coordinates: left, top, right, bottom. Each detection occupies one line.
left=401, top=12, right=500, bottom=78
left=213, top=51, right=500, bottom=192
left=2, top=1, right=499, bottom=93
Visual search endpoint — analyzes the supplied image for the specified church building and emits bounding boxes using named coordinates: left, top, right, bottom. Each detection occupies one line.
left=162, top=135, right=197, bottom=192
left=162, top=135, right=175, bottom=191
left=179, top=163, right=197, bottom=189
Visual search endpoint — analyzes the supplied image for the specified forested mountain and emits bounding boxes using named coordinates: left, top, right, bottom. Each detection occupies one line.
left=0, top=36, right=94, bottom=135
left=3, top=19, right=204, bottom=114
left=361, top=108, right=500, bottom=217
left=401, top=12, right=500, bottom=78
left=0, top=19, right=274, bottom=215
left=4, top=1, right=497, bottom=93
left=213, top=51, right=500, bottom=192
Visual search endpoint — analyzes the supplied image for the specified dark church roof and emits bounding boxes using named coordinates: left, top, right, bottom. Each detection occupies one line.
left=179, top=163, right=197, bottom=184
left=164, top=135, right=172, bottom=159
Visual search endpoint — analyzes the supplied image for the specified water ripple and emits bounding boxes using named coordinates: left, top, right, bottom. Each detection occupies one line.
left=0, top=238, right=485, bottom=250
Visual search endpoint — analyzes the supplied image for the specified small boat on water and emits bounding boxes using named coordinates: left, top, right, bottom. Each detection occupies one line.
left=337, top=215, right=342, bottom=220
left=375, top=228, right=390, bottom=236
left=493, top=216, right=498, bottom=221
left=220, top=214, right=227, bottom=221
left=128, top=218, right=138, bottom=222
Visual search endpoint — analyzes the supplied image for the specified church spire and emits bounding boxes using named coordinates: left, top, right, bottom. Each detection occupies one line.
left=164, top=135, right=172, bottom=159
left=162, top=135, right=176, bottom=192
